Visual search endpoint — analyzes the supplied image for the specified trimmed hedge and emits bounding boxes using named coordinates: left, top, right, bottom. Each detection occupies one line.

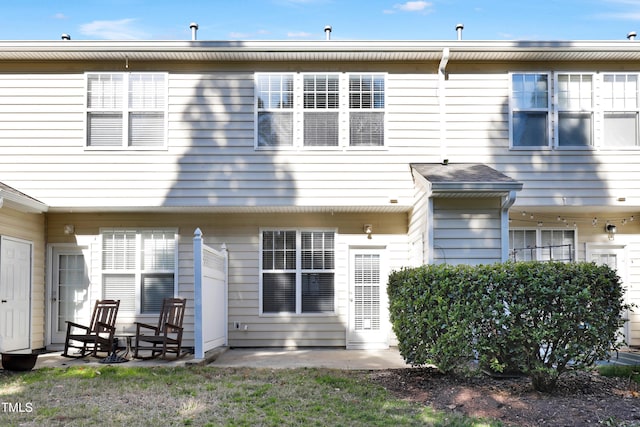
left=388, top=261, right=630, bottom=392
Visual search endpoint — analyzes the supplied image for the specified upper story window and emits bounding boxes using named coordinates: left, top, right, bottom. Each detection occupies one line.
left=86, top=73, right=167, bottom=149
left=255, top=73, right=385, bottom=149
left=602, top=74, right=640, bottom=147
left=510, top=72, right=640, bottom=149
left=511, top=73, right=549, bottom=147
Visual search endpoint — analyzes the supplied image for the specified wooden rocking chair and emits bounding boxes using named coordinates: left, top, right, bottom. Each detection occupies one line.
left=62, top=299, right=120, bottom=358
left=134, top=298, right=186, bottom=360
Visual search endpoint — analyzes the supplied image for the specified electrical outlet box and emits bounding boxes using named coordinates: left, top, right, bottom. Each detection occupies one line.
left=234, top=322, right=240, bottom=329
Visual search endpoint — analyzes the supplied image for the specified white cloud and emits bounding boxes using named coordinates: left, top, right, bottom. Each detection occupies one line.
left=287, top=31, right=313, bottom=38
left=53, top=13, right=68, bottom=20
left=385, top=1, right=433, bottom=14
left=79, top=18, right=149, bottom=40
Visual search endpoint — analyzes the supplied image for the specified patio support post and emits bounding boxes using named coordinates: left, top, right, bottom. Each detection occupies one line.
left=193, top=228, right=204, bottom=359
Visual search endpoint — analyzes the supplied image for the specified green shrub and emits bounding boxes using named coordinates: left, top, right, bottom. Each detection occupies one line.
left=388, top=261, right=630, bottom=392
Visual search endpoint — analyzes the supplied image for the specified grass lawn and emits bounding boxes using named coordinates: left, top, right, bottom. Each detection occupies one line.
left=0, top=366, right=501, bottom=427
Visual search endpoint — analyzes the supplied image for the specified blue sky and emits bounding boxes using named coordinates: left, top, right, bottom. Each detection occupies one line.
left=1, top=0, right=640, bottom=41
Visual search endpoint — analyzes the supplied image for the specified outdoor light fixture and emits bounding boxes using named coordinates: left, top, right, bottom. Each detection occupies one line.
left=364, top=224, right=373, bottom=239
left=64, top=224, right=75, bottom=235
left=605, top=224, right=617, bottom=240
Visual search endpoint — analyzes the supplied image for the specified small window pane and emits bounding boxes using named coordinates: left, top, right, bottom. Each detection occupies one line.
left=258, top=112, right=293, bottom=146
left=141, top=274, right=174, bottom=313
left=304, top=112, right=339, bottom=146
left=129, top=112, right=164, bottom=147
left=604, top=112, right=638, bottom=146
left=263, top=273, right=296, bottom=313
left=350, top=112, right=384, bottom=146
left=558, top=112, right=592, bottom=146
left=88, top=112, right=123, bottom=146
left=302, top=273, right=334, bottom=313
left=512, top=112, right=548, bottom=146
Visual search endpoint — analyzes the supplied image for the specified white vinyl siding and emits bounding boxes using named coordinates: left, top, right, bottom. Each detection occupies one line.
left=261, top=229, right=335, bottom=315
left=86, top=72, right=167, bottom=149
left=255, top=73, right=385, bottom=149
left=101, top=228, right=177, bottom=314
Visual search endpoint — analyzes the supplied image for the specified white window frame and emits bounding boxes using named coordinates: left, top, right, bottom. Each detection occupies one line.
left=85, top=72, right=168, bottom=150
left=99, top=228, right=178, bottom=315
left=259, top=228, right=337, bottom=316
left=509, top=227, right=577, bottom=262
left=510, top=71, right=640, bottom=150
left=509, top=72, right=552, bottom=149
left=600, top=73, right=640, bottom=149
left=554, top=72, right=594, bottom=148
left=254, top=72, right=386, bottom=150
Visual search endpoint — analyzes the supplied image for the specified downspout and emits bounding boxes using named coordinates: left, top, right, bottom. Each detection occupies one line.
left=438, top=48, right=450, bottom=163
left=501, top=191, right=518, bottom=262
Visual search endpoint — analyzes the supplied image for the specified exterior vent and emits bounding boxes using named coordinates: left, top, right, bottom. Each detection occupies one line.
left=628, top=31, right=637, bottom=40
left=190, top=22, right=199, bottom=41
left=61, top=34, right=71, bottom=41
left=456, top=24, right=464, bottom=40
left=324, top=25, right=332, bottom=40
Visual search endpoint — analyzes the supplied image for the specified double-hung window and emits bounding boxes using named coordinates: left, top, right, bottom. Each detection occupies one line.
left=349, top=74, right=385, bottom=146
left=256, top=74, right=294, bottom=147
left=556, top=73, right=593, bottom=147
left=86, top=72, right=167, bottom=148
left=602, top=74, right=640, bottom=147
left=101, top=229, right=177, bottom=314
left=511, top=73, right=550, bottom=147
left=509, top=228, right=575, bottom=262
left=255, top=73, right=385, bottom=148
left=261, top=230, right=335, bottom=314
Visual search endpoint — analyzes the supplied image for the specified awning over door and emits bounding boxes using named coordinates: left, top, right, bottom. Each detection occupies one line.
left=411, top=163, right=523, bottom=197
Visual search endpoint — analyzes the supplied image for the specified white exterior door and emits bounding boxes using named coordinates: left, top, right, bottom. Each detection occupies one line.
left=50, top=247, right=90, bottom=344
left=0, top=236, right=32, bottom=353
left=587, top=244, right=630, bottom=346
left=347, top=249, right=390, bottom=349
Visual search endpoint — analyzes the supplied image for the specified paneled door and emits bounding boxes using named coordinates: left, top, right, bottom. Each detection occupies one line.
left=0, top=236, right=32, bottom=352
left=347, top=249, right=389, bottom=349
left=50, top=247, right=90, bottom=344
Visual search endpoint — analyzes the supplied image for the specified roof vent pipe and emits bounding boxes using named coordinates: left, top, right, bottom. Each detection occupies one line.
left=61, top=33, right=71, bottom=41
left=190, top=22, right=199, bottom=41
left=324, top=25, right=332, bottom=40
left=628, top=31, right=637, bottom=40
left=456, top=23, right=464, bottom=40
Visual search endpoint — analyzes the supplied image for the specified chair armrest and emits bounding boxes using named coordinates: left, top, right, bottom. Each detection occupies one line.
left=163, top=322, right=184, bottom=335
left=135, top=322, right=160, bottom=335
left=65, top=321, right=91, bottom=333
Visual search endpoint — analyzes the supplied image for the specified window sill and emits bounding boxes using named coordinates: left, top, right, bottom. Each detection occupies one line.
left=259, top=312, right=338, bottom=318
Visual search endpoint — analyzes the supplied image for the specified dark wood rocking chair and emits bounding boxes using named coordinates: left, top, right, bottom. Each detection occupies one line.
left=134, top=298, right=187, bottom=360
left=62, top=299, right=120, bottom=358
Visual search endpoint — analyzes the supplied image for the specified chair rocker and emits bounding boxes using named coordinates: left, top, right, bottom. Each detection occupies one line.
left=134, top=298, right=186, bottom=360
left=62, top=299, right=120, bottom=358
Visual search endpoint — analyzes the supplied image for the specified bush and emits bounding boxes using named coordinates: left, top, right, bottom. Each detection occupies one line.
left=388, top=261, right=630, bottom=392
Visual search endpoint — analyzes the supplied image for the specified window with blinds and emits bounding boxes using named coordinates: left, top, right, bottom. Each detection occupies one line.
left=261, top=230, right=335, bottom=314
left=255, top=73, right=386, bottom=149
left=86, top=73, right=166, bottom=148
left=101, top=228, right=176, bottom=314
left=349, top=75, right=385, bottom=146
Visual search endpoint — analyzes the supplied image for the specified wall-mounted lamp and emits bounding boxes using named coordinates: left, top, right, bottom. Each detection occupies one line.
left=605, top=224, right=617, bottom=240
left=363, top=224, right=373, bottom=239
left=64, top=224, right=75, bottom=235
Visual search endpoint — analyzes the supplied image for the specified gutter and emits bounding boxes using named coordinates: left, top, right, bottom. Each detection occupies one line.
left=438, top=47, right=450, bottom=164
